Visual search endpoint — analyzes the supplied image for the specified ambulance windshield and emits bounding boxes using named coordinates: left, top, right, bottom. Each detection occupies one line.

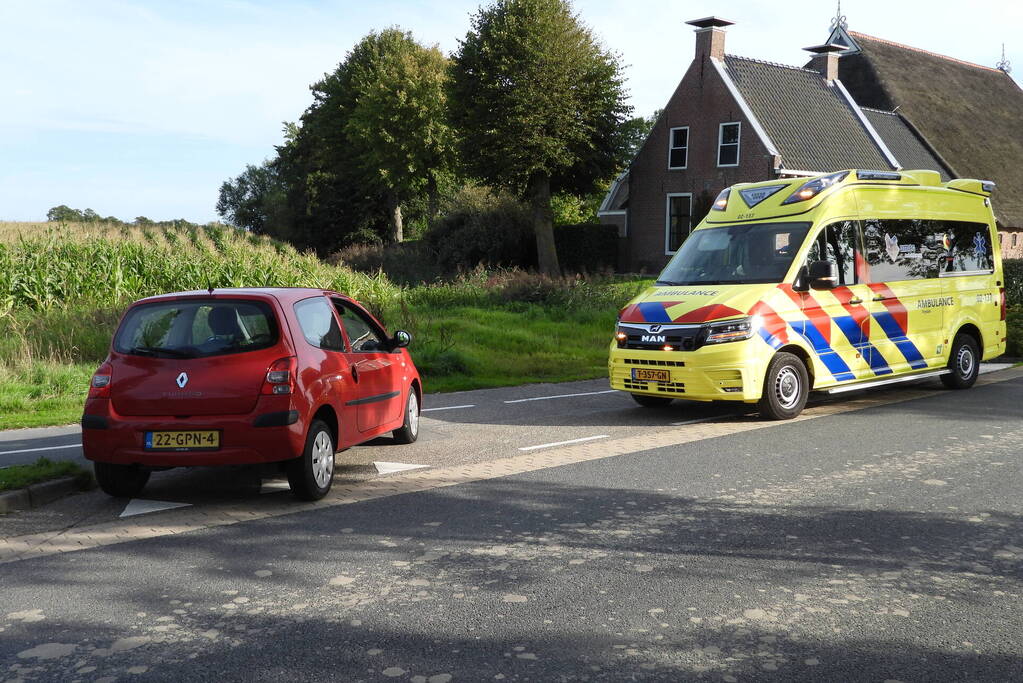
left=656, top=222, right=811, bottom=286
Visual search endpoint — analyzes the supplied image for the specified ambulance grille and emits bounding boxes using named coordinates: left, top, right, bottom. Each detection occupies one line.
left=622, top=380, right=685, bottom=394
left=623, top=358, right=685, bottom=367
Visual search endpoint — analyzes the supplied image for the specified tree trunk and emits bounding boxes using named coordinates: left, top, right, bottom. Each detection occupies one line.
left=528, top=173, right=560, bottom=276
left=426, top=173, right=439, bottom=230
left=387, top=192, right=404, bottom=243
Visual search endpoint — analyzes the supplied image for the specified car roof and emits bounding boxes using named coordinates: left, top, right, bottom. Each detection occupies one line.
left=132, top=287, right=353, bottom=306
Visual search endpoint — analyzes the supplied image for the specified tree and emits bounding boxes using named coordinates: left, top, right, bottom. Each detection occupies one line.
left=449, top=0, right=631, bottom=275
left=621, top=109, right=662, bottom=162
left=216, top=159, right=289, bottom=236
left=344, top=29, right=455, bottom=241
left=46, top=205, right=84, bottom=222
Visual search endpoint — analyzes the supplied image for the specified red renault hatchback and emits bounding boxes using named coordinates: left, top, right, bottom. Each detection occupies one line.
left=82, top=288, right=421, bottom=501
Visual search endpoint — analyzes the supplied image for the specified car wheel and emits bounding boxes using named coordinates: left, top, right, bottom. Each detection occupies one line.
left=631, top=393, right=674, bottom=408
left=94, top=462, right=150, bottom=498
left=287, top=419, right=335, bottom=501
left=392, top=388, right=420, bottom=444
left=758, top=352, right=808, bottom=420
left=941, top=333, right=980, bottom=390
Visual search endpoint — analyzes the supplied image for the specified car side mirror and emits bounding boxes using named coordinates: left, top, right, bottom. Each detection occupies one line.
left=808, top=260, right=838, bottom=290
left=391, top=330, right=412, bottom=350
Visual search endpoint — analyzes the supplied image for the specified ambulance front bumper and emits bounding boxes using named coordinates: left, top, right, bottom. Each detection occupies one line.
left=608, top=339, right=766, bottom=402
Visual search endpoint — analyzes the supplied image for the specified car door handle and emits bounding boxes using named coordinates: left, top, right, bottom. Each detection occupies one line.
left=849, top=298, right=863, bottom=305
left=351, top=366, right=359, bottom=383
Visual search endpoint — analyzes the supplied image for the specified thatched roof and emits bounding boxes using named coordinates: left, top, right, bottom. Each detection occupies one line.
left=838, top=32, right=1023, bottom=227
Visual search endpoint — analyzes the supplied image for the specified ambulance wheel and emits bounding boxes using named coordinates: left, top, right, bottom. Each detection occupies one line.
left=759, top=352, right=808, bottom=420
left=631, top=394, right=674, bottom=408
left=941, top=333, right=979, bottom=390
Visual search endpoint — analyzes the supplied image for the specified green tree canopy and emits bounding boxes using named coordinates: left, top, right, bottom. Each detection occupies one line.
left=449, top=0, right=631, bottom=274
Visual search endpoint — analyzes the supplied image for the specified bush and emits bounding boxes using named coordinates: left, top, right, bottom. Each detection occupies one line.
left=424, top=186, right=534, bottom=272
left=1004, top=259, right=1022, bottom=308
left=1006, top=306, right=1023, bottom=357
left=331, top=241, right=444, bottom=285
left=554, top=223, right=618, bottom=273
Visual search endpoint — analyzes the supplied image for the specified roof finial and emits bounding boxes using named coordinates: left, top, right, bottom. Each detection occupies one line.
left=996, top=43, right=1012, bottom=74
left=829, top=0, right=848, bottom=31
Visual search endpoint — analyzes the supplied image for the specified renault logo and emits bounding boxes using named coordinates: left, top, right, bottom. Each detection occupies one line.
left=176, top=372, right=189, bottom=388
left=648, top=324, right=663, bottom=333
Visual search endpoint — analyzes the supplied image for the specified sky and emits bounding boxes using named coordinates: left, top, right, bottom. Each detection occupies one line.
left=1, top=0, right=1020, bottom=223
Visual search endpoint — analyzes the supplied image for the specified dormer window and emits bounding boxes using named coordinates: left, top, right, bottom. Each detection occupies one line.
left=668, top=127, right=689, bottom=169
left=717, top=122, right=740, bottom=167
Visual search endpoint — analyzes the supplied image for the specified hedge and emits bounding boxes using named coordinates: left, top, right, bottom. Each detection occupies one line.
left=554, top=223, right=618, bottom=273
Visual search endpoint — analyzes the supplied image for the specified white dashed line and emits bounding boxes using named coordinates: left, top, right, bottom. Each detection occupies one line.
left=518, top=435, right=609, bottom=452
left=504, top=390, right=617, bottom=404
left=421, top=404, right=476, bottom=412
left=0, top=443, right=82, bottom=457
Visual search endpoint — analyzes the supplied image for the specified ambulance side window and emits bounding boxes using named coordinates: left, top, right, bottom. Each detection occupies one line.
left=862, top=219, right=938, bottom=282
left=806, top=221, right=860, bottom=286
left=937, top=220, right=994, bottom=274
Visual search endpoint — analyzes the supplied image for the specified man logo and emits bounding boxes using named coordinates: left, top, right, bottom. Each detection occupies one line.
left=648, top=325, right=663, bottom=333
left=176, top=372, right=189, bottom=388
left=641, top=335, right=667, bottom=343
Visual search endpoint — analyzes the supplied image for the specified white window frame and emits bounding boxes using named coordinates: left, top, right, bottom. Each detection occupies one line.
left=717, top=121, right=741, bottom=167
left=667, top=126, right=689, bottom=170
left=664, top=193, right=692, bottom=256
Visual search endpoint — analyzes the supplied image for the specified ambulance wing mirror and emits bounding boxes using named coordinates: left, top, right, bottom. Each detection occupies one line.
left=808, top=260, right=838, bottom=290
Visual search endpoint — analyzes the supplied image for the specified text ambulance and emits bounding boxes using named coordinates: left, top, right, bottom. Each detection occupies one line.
left=609, top=170, right=1007, bottom=419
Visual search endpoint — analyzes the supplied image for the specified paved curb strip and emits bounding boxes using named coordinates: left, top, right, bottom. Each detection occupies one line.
left=2, top=368, right=1020, bottom=565
left=0, top=476, right=83, bottom=514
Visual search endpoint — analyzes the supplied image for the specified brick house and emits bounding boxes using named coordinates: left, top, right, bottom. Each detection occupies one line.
left=601, top=16, right=1023, bottom=272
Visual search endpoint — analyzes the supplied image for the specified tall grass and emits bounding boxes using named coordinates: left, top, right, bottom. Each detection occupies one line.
left=0, top=222, right=650, bottom=427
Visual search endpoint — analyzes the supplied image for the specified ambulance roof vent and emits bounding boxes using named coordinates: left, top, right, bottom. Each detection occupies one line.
left=856, top=170, right=902, bottom=181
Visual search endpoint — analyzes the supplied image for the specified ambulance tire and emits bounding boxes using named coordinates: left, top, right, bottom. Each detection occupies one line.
left=759, top=352, right=808, bottom=420
left=631, top=394, right=674, bottom=408
left=941, top=333, right=979, bottom=390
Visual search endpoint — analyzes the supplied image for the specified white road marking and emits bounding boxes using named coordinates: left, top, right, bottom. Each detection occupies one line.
left=980, top=363, right=1013, bottom=374
left=374, top=461, right=431, bottom=474
left=421, top=404, right=475, bottom=412
left=260, top=481, right=292, bottom=494
left=504, top=390, right=617, bottom=404
left=120, top=499, right=192, bottom=518
left=671, top=416, right=723, bottom=426
left=518, top=435, right=609, bottom=452
left=0, top=443, right=82, bottom=457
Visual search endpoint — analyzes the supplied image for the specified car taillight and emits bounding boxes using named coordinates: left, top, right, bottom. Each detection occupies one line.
left=262, top=357, right=297, bottom=395
left=89, top=362, right=112, bottom=399
left=1000, top=287, right=1006, bottom=321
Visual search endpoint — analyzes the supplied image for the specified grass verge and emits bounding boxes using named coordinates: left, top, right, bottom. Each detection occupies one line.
left=0, top=457, right=90, bottom=492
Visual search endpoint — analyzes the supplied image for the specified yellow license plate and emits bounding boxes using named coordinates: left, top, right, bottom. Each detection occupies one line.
left=631, top=368, right=670, bottom=382
left=145, top=430, right=220, bottom=451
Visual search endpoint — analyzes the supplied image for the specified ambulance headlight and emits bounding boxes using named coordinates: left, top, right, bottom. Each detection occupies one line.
left=703, top=317, right=756, bottom=344
left=781, top=171, right=848, bottom=205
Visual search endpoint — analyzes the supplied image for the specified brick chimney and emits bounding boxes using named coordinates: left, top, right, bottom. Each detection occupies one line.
left=686, top=17, right=735, bottom=61
left=803, top=43, right=845, bottom=81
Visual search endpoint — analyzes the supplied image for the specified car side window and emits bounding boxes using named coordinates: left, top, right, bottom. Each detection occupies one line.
left=293, top=297, right=344, bottom=351
left=862, top=218, right=938, bottom=282
left=938, top=220, right=994, bottom=274
left=334, top=301, right=387, bottom=353
left=805, top=220, right=861, bottom=286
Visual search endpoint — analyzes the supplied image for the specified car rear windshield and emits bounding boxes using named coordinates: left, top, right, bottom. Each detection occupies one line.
left=657, top=222, right=811, bottom=285
left=114, top=299, right=279, bottom=359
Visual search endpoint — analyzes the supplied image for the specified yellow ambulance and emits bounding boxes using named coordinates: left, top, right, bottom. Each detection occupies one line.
left=609, top=169, right=1007, bottom=419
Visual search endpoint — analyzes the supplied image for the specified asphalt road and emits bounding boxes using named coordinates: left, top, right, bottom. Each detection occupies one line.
left=2, top=367, right=1022, bottom=681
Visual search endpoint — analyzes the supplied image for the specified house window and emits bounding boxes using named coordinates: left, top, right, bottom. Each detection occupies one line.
left=665, top=193, right=692, bottom=255
left=717, top=122, right=740, bottom=167
left=1014, top=233, right=1018, bottom=248
left=668, top=127, right=688, bottom=169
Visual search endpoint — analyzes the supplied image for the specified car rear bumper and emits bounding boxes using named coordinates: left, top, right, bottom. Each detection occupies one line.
left=81, top=397, right=305, bottom=467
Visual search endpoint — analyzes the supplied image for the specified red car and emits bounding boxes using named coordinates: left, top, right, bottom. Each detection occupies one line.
left=82, top=288, right=421, bottom=501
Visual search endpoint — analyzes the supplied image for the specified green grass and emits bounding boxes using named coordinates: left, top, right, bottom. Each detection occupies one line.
left=0, top=457, right=90, bottom=492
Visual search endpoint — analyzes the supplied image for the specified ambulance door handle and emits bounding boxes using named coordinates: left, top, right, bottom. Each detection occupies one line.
left=849, top=298, right=863, bottom=305
left=872, top=296, right=887, bottom=302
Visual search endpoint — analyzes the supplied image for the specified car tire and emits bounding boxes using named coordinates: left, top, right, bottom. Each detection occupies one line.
left=94, top=462, right=150, bottom=498
left=941, top=332, right=980, bottom=390
left=758, top=352, right=808, bottom=420
left=392, top=388, right=420, bottom=444
left=631, top=393, right=674, bottom=408
left=287, top=419, right=335, bottom=501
